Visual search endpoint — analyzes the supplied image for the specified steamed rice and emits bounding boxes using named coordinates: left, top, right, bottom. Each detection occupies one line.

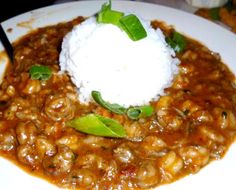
left=59, top=16, right=179, bottom=108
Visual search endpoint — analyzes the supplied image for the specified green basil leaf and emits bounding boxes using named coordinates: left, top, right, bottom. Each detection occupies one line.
left=97, top=1, right=147, bottom=41
left=67, top=114, right=126, bottom=138
left=166, top=31, right=186, bottom=53
left=119, top=14, right=147, bottom=41
left=91, top=91, right=127, bottom=114
left=97, top=0, right=124, bottom=25
left=98, top=9, right=124, bottom=25
left=29, top=65, right=52, bottom=80
left=127, top=105, right=154, bottom=120
left=97, top=0, right=111, bottom=22
left=209, top=8, right=220, bottom=20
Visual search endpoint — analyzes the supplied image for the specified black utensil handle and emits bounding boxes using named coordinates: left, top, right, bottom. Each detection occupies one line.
left=0, top=24, right=14, bottom=63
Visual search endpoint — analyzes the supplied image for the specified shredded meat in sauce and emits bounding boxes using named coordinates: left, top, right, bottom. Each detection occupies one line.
left=0, top=16, right=235, bottom=189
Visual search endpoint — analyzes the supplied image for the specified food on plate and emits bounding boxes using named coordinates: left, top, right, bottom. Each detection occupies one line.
left=0, top=1, right=236, bottom=189
left=195, top=0, right=236, bottom=33
left=60, top=14, right=179, bottom=108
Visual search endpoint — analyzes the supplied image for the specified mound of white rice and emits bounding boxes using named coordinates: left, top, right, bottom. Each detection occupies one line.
left=60, top=16, right=179, bottom=108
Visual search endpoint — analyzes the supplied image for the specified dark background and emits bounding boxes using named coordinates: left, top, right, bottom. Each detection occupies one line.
left=0, top=0, right=56, bottom=22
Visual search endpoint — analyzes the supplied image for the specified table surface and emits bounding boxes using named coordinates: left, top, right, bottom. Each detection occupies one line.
left=54, top=0, right=198, bottom=13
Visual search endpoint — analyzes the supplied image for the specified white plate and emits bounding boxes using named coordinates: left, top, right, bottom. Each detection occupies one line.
left=0, top=1, right=236, bottom=190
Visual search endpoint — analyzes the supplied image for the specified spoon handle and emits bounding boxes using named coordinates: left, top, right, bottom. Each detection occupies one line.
left=0, top=24, right=14, bottom=63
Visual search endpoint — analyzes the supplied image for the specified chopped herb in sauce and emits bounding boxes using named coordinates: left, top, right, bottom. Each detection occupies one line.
left=92, top=91, right=126, bottom=114
left=92, top=90, right=153, bottom=120
left=166, top=31, right=186, bottom=53
left=209, top=8, right=220, bottom=20
left=29, top=65, right=52, bottom=80
left=127, top=106, right=153, bottom=120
